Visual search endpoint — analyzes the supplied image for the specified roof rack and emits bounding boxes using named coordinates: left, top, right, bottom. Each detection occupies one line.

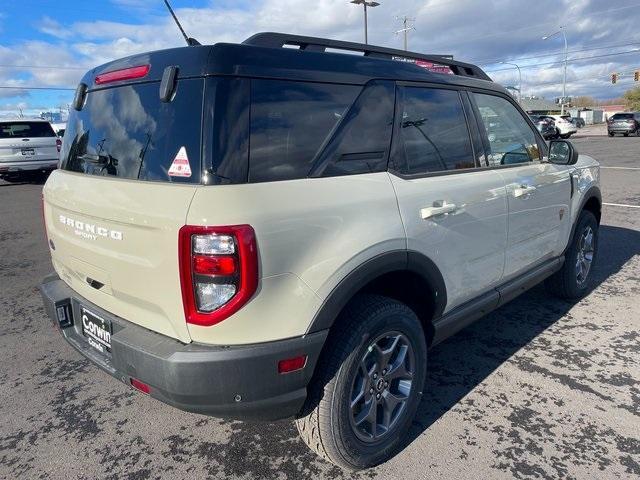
left=242, top=32, right=491, bottom=81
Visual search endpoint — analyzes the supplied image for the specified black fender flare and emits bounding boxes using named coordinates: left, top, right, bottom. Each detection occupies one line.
left=568, top=185, right=601, bottom=250
left=306, top=250, right=447, bottom=334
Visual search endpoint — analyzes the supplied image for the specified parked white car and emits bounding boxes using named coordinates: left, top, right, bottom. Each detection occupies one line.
left=549, top=115, right=578, bottom=139
left=0, top=118, right=60, bottom=181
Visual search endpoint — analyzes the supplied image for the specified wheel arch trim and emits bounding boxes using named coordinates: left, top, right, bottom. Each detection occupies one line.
left=306, top=250, right=447, bottom=334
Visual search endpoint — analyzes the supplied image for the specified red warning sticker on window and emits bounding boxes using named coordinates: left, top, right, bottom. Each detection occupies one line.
left=168, top=146, right=192, bottom=177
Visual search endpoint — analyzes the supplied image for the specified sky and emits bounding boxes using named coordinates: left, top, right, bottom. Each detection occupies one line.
left=1, top=0, right=640, bottom=118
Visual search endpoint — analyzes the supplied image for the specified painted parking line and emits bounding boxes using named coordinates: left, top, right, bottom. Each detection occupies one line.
left=603, top=202, right=640, bottom=209
left=600, top=166, right=640, bottom=170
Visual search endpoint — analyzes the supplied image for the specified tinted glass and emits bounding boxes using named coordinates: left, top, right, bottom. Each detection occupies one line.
left=60, top=79, right=203, bottom=183
left=0, top=122, right=56, bottom=138
left=315, top=81, right=395, bottom=177
left=397, top=87, right=475, bottom=174
left=249, top=80, right=359, bottom=183
left=473, top=93, right=540, bottom=166
left=612, top=113, right=633, bottom=120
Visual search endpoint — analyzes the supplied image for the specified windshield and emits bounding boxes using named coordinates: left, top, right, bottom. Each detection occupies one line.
left=612, top=113, right=633, bottom=120
left=0, top=121, right=56, bottom=139
left=60, top=79, right=203, bottom=183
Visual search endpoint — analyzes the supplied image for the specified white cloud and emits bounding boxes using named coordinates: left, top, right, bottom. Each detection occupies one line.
left=2, top=0, right=640, bottom=114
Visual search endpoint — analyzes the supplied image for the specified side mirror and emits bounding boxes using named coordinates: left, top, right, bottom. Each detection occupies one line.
left=548, top=139, right=579, bottom=165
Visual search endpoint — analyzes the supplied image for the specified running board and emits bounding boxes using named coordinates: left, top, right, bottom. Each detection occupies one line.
left=431, top=256, right=564, bottom=346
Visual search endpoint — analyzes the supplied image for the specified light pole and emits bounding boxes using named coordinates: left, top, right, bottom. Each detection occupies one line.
left=350, top=0, right=380, bottom=45
left=499, top=61, right=522, bottom=103
left=543, top=27, right=568, bottom=115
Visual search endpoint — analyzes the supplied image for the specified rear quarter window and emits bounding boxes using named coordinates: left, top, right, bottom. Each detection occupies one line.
left=248, top=79, right=360, bottom=183
left=0, top=122, right=56, bottom=138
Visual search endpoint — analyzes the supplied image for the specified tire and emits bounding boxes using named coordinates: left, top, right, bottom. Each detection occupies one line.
left=560, top=134, right=571, bottom=139
left=296, top=294, right=427, bottom=470
left=545, top=210, right=599, bottom=299
left=623, top=132, right=629, bottom=137
left=608, top=132, right=614, bottom=137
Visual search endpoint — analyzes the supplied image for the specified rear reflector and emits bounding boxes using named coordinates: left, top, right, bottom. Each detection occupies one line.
left=278, top=355, right=307, bottom=374
left=95, top=65, right=150, bottom=85
left=130, top=378, right=151, bottom=395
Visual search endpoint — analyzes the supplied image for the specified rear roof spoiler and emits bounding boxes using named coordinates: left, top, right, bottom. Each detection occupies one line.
left=242, top=32, right=491, bottom=81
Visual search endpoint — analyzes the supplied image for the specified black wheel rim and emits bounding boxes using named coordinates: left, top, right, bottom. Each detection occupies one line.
left=348, top=331, right=415, bottom=443
left=576, top=225, right=595, bottom=286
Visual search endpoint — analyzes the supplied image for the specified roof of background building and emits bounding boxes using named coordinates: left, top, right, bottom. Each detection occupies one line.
left=519, top=97, right=560, bottom=112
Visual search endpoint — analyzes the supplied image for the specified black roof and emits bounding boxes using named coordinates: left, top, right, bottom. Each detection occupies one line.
left=84, top=32, right=501, bottom=93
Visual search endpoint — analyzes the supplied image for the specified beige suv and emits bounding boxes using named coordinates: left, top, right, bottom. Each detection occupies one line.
left=39, top=33, right=602, bottom=470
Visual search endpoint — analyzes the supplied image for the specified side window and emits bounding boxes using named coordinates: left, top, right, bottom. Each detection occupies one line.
left=396, top=87, right=475, bottom=175
left=315, top=81, right=395, bottom=177
left=472, top=93, right=541, bottom=166
left=249, top=79, right=359, bottom=183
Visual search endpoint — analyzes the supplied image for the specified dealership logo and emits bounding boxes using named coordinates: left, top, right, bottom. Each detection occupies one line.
left=59, top=214, right=123, bottom=241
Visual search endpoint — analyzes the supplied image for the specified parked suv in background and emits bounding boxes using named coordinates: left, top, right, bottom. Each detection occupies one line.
left=39, top=33, right=602, bottom=470
left=548, top=114, right=578, bottom=138
left=607, top=112, right=640, bottom=136
left=529, top=114, right=557, bottom=139
left=0, top=118, right=61, bottom=181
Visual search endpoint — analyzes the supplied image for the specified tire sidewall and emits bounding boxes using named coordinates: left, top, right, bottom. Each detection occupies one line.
left=566, top=211, right=599, bottom=296
left=330, top=303, right=427, bottom=468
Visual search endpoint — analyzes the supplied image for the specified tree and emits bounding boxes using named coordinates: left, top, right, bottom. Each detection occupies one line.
left=572, top=96, right=597, bottom=108
left=623, top=86, right=640, bottom=111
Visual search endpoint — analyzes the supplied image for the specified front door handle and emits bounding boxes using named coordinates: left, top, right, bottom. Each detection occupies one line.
left=421, top=201, right=457, bottom=219
left=513, top=184, right=537, bottom=198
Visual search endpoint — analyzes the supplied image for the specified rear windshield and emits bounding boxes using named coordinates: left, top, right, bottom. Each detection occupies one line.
left=612, top=113, right=633, bottom=120
left=0, top=121, right=56, bottom=139
left=60, top=79, right=203, bottom=183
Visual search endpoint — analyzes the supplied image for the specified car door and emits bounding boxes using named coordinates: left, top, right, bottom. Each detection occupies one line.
left=389, top=85, right=508, bottom=313
left=470, top=92, right=572, bottom=280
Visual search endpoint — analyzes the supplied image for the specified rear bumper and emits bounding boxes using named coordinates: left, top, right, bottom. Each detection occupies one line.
left=608, top=126, right=636, bottom=133
left=39, top=274, right=327, bottom=421
left=0, top=159, right=58, bottom=173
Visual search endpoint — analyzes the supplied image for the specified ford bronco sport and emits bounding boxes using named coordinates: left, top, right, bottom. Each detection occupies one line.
left=39, top=33, right=601, bottom=470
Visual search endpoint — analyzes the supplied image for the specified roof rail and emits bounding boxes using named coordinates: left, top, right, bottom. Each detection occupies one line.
left=242, top=32, right=491, bottom=81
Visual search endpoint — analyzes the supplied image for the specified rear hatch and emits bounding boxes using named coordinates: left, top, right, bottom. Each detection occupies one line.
left=0, top=121, right=58, bottom=164
left=43, top=49, right=209, bottom=342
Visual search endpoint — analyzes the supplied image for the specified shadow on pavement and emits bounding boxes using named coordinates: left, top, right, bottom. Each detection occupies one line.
left=406, top=224, right=640, bottom=443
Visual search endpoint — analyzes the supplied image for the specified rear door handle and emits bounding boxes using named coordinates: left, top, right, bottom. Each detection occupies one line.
left=421, top=201, right=457, bottom=219
left=513, top=184, right=536, bottom=198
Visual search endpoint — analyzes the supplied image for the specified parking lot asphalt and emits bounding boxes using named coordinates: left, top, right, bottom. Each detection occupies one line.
left=1, top=135, right=638, bottom=480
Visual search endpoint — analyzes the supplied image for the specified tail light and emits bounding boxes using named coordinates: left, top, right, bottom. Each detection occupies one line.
left=56, top=138, right=62, bottom=153
left=179, top=225, right=258, bottom=327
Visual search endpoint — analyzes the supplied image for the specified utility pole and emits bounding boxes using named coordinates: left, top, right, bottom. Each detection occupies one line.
left=394, top=16, right=415, bottom=51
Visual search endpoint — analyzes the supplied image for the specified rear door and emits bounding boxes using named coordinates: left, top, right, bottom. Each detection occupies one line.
left=389, top=85, right=508, bottom=312
left=470, top=92, right=571, bottom=279
left=0, top=121, right=58, bottom=164
left=44, top=77, right=205, bottom=343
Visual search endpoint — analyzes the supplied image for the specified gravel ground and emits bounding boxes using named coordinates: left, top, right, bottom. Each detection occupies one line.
left=0, top=136, right=638, bottom=479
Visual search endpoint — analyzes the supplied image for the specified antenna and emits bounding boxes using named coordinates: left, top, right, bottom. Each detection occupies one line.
left=163, top=0, right=201, bottom=46
left=394, top=16, right=416, bottom=51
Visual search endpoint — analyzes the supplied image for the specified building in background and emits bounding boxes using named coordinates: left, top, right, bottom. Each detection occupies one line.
left=519, top=96, right=560, bottom=115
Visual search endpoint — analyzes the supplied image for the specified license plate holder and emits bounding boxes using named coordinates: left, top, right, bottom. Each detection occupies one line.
left=21, top=148, right=35, bottom=156
left=81, top=307, right=112, bottom=354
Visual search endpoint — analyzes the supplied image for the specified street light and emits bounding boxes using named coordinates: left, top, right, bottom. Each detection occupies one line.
left=500, top=61, right=522, bottom=103
left=350, top=0, right=380, bottom=45
left=542, top=27, right=568, bottom=115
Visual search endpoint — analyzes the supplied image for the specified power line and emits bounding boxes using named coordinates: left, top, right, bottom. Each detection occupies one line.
left=485, top=49, right=640, bottom=73
left=0, top=64, right=86, bottom=70
left=0, top=86, right=75, bottom=91
left=474, top=41, right=640, bottom=66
